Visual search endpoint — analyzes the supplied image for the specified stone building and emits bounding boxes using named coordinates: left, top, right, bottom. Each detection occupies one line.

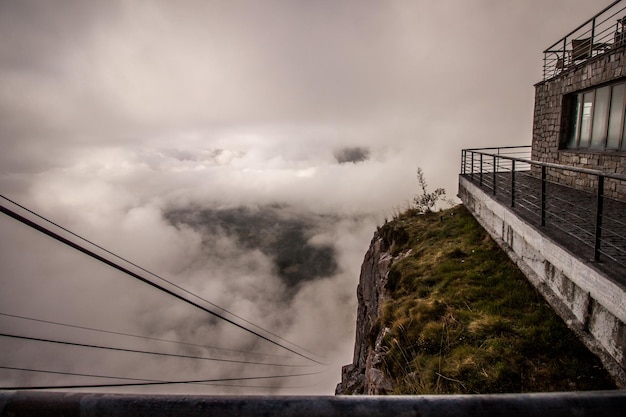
left=532, top=1, right=626, bottom=199
left=459, top=0, right=626, bottom=387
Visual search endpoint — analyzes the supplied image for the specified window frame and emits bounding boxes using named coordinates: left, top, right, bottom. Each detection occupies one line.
left=564, top=80, right=626, bottom=152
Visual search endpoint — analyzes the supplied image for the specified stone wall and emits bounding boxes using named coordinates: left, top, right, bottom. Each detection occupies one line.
left=532, top=47, right=626, bottom=200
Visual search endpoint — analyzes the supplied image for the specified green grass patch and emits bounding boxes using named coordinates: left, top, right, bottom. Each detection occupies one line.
left=378, top=205, right=616, bottom=394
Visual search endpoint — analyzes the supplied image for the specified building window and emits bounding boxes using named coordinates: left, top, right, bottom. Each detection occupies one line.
left=565, top=81, right=626, bottom=151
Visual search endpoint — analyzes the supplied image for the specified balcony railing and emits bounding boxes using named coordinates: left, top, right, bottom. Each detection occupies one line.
left=461, top=146, right=626, bottom=277
left=543, top=0, right=626, bottom=81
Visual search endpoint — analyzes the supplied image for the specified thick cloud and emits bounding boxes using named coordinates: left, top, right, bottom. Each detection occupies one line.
left=0, top=0, right=610, bottom=394
left=334, top=147, right=370, bottom=164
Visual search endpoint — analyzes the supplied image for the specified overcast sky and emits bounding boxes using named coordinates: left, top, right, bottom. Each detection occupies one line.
left=0, top=0, right=611, bottom=395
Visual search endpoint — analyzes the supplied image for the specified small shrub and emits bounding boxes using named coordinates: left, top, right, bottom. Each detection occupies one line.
left=413, top=167, right=447, bottom=213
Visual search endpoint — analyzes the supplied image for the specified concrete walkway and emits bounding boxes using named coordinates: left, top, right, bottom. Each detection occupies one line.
left=462, top=172, right=626, bottom=286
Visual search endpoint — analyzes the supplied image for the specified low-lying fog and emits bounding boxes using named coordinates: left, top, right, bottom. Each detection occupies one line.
left=0, top=0, right=603, bottom=394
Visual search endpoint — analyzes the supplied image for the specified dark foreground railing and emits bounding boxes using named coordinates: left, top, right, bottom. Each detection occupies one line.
left=1, top=391, right=626, bottom=417
left=461, top=146, right=626, bottom=271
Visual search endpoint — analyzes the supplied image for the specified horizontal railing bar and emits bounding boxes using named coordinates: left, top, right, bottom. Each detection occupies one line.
left=516, top=200, right=542, bottom=214
left=597, top=7, right=626, bottom=28
left=463, top=149, right=626, bottom=182
left=599, top=238, right=626, bottom=252
left=602, top=217, right=626, bottom=229
left=516, top=190, right=539, bottom=199
left=464, top=145, right=532, bottom=151
left=547, top=191, right=595, bottom=204
left=598, top=247, right=626, bottom=266
left=547, top=208, right=594, bottom=226
left=548, top=197, right=595, bottom=216
left=543, top=0, right=622, bottom=52
left=520, top=193, right=541, bottom=201
left=512, top=176, right=535, bottom=185
left=598, top=255, right=626, bottom=268
left=601, top=234, right=626, bottom=245
left=520, top=196, right=540, bottom=206
left=553, top=219, right=596, bottom=239
left=543, top=1, right=626, bottom=80
left=549, top=222, right=595, bottom=251
left=600, top=253, right=626, bottom=268
left=520, top=186, right=541, bottom=201
left=550, top=199, right=596, bottom=211
left=1, top=391, right=626, bottom=417
left=461, top=144, right=626, bottom=271
left=552, top=210, right=594, bottom=222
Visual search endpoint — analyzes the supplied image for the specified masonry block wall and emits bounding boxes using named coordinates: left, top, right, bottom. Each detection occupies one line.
left=532, top=48, right=626, bottom=200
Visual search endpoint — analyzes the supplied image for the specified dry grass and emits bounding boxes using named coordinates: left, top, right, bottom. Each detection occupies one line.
left=376, top=205, right=616, bottom=394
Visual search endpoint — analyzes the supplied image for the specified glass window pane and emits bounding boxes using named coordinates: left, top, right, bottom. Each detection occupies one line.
left=607, top=83, right=625, bottom=149
left=579, top=92, right=594, bottom=148
left=591, top=86, right=610, bottom=149
left=566, top=94, right=581, bottom=149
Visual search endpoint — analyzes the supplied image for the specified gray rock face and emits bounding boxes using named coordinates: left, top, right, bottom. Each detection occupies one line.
left=335, top=235, right=394, bottom=395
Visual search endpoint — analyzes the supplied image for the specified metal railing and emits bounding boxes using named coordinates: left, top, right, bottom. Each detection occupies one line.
left=461, top=146, right=626, bottom=270
left=1, top=390, right=626, bottom=417
left=543, top=0, right=626, bottom=81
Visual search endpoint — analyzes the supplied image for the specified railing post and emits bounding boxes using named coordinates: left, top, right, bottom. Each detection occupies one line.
left=541, top=166, right=547, bottom=227
left=492, top=155, right=497, bottom=195
left=511, top=160, right=516, bottom=207
left=594, top=175, right=604, bottom=262
left=471, top=152, right=474, bottom=182
left=480, top=154, right=483, bottom=187
left=590, top=17, right=596, bottom=58
left=461, top=150, right=465, bottom=175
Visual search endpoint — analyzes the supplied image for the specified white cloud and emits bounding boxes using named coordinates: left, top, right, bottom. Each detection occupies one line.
left=0, top=0, right=610, bottom=394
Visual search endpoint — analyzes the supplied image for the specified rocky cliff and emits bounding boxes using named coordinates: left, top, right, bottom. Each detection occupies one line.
left=335, top=206, right=616, bottom=395
left=335, top=234, right=396, bottom=395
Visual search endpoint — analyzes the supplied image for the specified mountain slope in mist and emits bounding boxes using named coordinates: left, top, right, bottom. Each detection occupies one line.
left=166, top=205, right=339, bottom=290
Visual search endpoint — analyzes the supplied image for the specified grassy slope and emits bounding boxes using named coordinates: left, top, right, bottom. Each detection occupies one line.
left=375, top=205, right=615, bottom=394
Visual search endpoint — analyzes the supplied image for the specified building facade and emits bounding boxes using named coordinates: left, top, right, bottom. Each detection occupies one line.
left=533, top=2, right=626, bottom=199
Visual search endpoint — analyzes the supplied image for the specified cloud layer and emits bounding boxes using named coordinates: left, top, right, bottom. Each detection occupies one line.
left=0, top=0, right=609, bottom=394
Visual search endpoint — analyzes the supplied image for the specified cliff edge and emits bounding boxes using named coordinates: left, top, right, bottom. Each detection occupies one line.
left=335, top=235, right=395, bottom=395
left=336, top=205, right=616, bottom=395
